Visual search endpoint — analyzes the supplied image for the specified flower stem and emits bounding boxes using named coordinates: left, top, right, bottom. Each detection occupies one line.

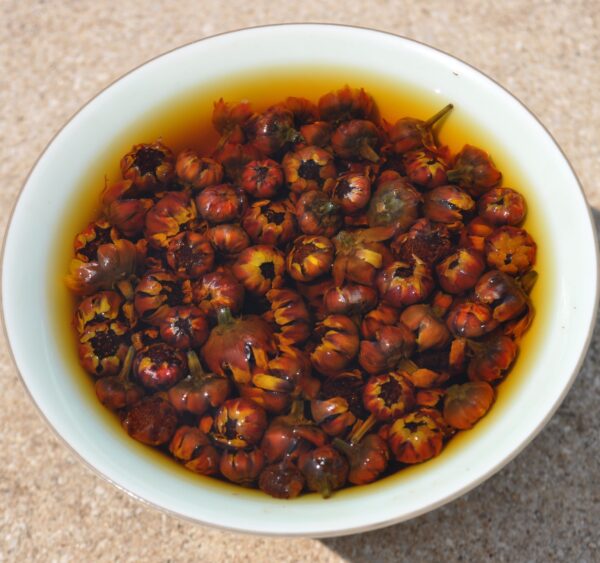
left=332, top=437, right=353, bottom=456
left=424, top=103, right=454, bottom=128
left=215, top=307, right=234, bottom=326
left=187, top=349, right=205, bottom=380
left=117, top=346, right=135, bottom=383
left=360, top=141, right=380, bottom=163
left=318, top=476, right=333, bottom=499
left=349, top=413, right=376, bottom=444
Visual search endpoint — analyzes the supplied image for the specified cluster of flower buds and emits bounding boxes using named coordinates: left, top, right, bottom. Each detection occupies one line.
left=66, top=85, right=537, bottom=499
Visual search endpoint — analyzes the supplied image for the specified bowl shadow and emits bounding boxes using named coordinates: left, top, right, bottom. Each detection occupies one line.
left=321, top=208, right=600, bottom=561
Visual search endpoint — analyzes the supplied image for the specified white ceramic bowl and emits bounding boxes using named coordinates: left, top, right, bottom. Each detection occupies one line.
left=3, top=24, right=598, bottom=537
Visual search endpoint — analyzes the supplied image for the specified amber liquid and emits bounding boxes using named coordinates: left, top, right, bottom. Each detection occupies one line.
left=50, top=65, right=553, bottom=499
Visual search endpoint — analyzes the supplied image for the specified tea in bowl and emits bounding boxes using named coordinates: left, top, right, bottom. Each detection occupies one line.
left=3, top=24, right=597, bottom=537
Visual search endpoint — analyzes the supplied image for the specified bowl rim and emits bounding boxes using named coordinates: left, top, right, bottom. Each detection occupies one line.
left=2, top=22, right=599, bottom=537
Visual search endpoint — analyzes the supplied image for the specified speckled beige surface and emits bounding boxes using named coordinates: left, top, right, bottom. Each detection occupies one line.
left=1, top=1, right=599, bottom=561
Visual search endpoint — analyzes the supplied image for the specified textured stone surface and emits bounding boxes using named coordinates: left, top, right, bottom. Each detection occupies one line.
left=1, top=1, right=599, bottom=561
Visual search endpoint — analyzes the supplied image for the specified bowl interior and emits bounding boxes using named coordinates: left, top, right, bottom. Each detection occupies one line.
left=3, top=24, right=597, bottom=537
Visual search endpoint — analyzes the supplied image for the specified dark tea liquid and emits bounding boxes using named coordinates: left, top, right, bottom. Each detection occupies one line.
left=50, top=65, right=553, bottom=497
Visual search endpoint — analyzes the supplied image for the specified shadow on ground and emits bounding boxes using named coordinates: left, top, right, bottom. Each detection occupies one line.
left=321, top=208, right=600, bottom=562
